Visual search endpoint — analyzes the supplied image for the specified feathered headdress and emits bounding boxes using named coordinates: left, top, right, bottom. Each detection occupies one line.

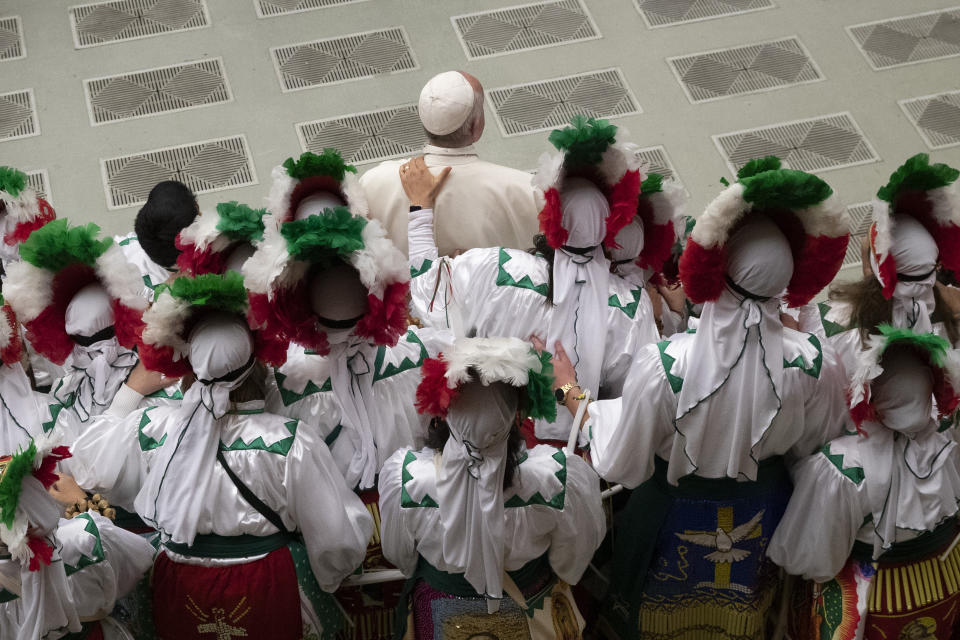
left=869, top=154, right=960, bottom=298
left=848, top=325, right=960, bottom=429
left=678, top=156, right=849, bottom=307
left=243, top=205, right=409, bottom=355
left=139, top=272, right=286, bottom=377
left=176, top=201, right=267, bottom=275
left=532, top=116, right=647, bottom=250
left=3, top=220, right=146, bottom=364
left=624, top=172, right=687, bottom=276
left=415, top=337, right=556, bottom=423
left=0, top=294, right=23, bottom=367
left=0, top=167, right=56, bottom=251
left=266, top=149, right=368, bottom=224
left=0, top=435, right=71, bottom=571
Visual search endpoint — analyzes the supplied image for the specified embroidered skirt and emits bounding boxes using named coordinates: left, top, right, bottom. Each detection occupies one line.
left=599, top=456, right=792, bottom=640
left=788, top=522, right=960, bottom=640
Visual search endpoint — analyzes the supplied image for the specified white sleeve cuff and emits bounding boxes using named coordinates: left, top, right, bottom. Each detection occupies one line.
left=408, top=208, right=438, bottom=263
left=107, top=384, right=144, bottom=417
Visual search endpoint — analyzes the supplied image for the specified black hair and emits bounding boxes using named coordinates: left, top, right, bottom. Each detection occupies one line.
left=134, top=181, right=199, bottom=268
left=528, top=233, right=556, bottom=304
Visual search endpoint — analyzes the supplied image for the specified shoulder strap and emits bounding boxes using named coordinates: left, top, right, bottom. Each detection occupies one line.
left=216, top=449, right=290, bottom=535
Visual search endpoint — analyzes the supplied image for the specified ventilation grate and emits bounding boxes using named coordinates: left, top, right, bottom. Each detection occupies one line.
left=843, top=203, right=873, bottom=268
left=899, top=90, right=960, bottom=149
left=255, top=0, right=369, bottom=18
left=668, top=37, right=822, bottom=103
left=634, top=0, right=774, bottom=28
left=272, top=27, right=416, bottom=92
left=69, top=0, right=209, bottom=49
left=0, top=89, right=39, bottom=142
left=296, top=104, right=425, bottom=165
left=0, top=16, right=25, bottom=61
left=488, top=68, right=641, bottom=137
left=636, top=145, right=681, bottom=184
left=25, top=170, right=51, bottom=204
left=847, top=7, right=960, bottom=70
left=101, top=135, right=256, bottom=209
left=85, top=58, right=230, bottom=125
left=713, top=112, right=878, bottom=175
left=452, top=0, right=599, bottom=60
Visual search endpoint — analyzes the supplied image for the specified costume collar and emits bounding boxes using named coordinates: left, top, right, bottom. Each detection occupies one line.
left=423, top=144, right=478, bottom=158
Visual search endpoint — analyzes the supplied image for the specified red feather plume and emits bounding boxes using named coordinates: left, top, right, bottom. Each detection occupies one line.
left=785, top=234, right=849, bottom=307
left=603, top=169, right=642, bottom=248
left=679, top=239, right=726, bottom=303
left=33, top=446, right=72, bottom=489
left=355, top=282, right=409, bottom=347
left=0, top=305, right=23, bottom=366
left=538, top=189, right=568, bottom=249
left=416, top=356, right=458, bottom=417
left=26, top=537, right=53, bottom=572
left=4, top=198, right=56, bottom=246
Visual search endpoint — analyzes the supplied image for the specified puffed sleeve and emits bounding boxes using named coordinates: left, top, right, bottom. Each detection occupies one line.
left=602, top=296, right=659, bottom=397
left=69, top=407, right=157, bottom=509
left=789, top=339, right=853, bottom=459
left=767, top=451, right=865, bottom=582
left=285, top=423, right=373, bottom=592
left=546, top=455, right=605, bottom=585
left=585, top=343, right=675, bottom=488
left=377, top=449, right=419, bottom=577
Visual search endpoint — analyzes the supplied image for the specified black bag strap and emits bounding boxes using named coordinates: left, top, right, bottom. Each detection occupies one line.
left=216, top=449, right=291, bottom=536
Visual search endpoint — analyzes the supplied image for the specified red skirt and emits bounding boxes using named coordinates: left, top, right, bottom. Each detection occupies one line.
left=152, top=547, right=302, bottom=640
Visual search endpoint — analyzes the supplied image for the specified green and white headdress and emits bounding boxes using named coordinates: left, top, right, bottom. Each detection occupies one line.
left=0, top=167, right=56, bottom=261
left=175, top=201, right=267, bottom=275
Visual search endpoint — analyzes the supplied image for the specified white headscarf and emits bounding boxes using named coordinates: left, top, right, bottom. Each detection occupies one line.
left=609, top=218, right=650, bottom=285
left=858, top=346, right=955, bottom=558
left=60, top=284, right=137, bottom=422
left=669, top=217, right=793, bottom=484
left=437, top=380, right=518, bottom=612
left=544, top=178, right=610, bottom=437
left=10, top=477, right=82, bottom=640
left=136, top=313, right=256, bottom=544
left=308, top=265, right=389, bottom=490
left=871, top=215, right=938, bottom=332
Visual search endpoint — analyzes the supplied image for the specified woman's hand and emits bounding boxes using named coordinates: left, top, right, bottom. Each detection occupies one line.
left=399, top=157, right=452, bottom=209
left=125, top=362, right=175, bottom=396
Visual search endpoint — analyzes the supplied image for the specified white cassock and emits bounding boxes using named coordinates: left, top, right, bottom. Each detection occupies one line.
left=265, top=327, right=453, bottom=491
left=359, top=145, right=540, bottom=257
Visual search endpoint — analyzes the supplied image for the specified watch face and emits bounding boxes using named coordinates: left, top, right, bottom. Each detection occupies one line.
left=555, top=388, right=565, bottom=403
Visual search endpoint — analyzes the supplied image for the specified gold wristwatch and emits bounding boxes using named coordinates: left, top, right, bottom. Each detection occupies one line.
left=555, top=382, right=580, bottom=405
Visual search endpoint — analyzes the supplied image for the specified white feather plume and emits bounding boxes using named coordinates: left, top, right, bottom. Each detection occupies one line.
left=176, top=208, right=224, bottom=253
left=444, top=337, right=541, bottom=388
left=141, top=291, right=191, bottom=358
left=342, top=171, right=369, bottom=218
left=265, top=164, right=295, bottom=220
left=241, top=221, right=290, bottom=295
left=0, top=189, right=41, bottom=224
left=797, top=192, right=848, bottom=238
left=531, top=150, right=565, bottom=194
left=926, top=182, right=960, bottom=226
left=691, top=183, right=749, bottom=249
left=2, top=261, right=53, bottom=323
left=96, top=243, right=148, bottom=311
left=352, top=219, right=408, bottom=297
left=870, top=198, right=893, bottom=261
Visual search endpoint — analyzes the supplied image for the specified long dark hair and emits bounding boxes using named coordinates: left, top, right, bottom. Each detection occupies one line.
left=425, top=413, right=525, bottom=490
left=528, top=233, right=556, bottom=303
left=829, top=276, right=960, bottom=346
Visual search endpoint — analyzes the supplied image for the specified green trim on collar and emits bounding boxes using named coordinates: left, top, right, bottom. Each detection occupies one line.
left=400, top=451, right=438, bottom=508
left=220, top=419, right=299, bottom=456
left=410, top=258, right=434, bottom=279
left=496, top=248, right=548, bottom=298
left=146, top=387, right=183, bottom=401
left=138, top=406, right=166, bottom=452
left=374, top=330, right=428, bottom=382
left=118, top=237, right=134, bottom=246
left=608, top=287, right=643, bottom=319
left=64, top=513, right=106, bottom=576
left=821, top=443, right=865, bottom=485
left=43, top=381, right=75, bottom=433
left=783, top=334, right=823, bottom=379
left=274, top=370, right=332, bottom=406
left=324, top=423, right=343, bottom=447
left=818, top=302, right=849, bottom=338
left=657, top=340, right=684, bottom=394
left=504, top=450, right=567, bottom=509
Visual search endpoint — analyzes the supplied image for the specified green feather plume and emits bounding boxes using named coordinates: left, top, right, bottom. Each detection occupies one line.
left=167, top=272, right=248, bottom=315
left=215, top=201, right=266, bottom=243
left=0, top=442, right=36, bottom=529
left=876, top=153, right=959, bottom=203
left=526, top=350, right=557, bottom=423
left=737, top=156, right=782, bottom=180
left=18, top=219, right=111, bottom=271
left=740, top=168, right=832, bottom=210
left=282, top=149, right=358, bottom=182
left=641, top=173, right=664, bottom=196
left=548, top=116, right=618, bottom=168
left=0, top=167, right=27, bottom=198
left=281, top=207, right=367, bottom=264
left=878, top=324, right=950, bottom=368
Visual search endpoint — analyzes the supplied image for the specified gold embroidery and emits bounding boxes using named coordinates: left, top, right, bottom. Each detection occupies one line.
left=186, top=595, right=251, bottom=639
left=442, top=609, right=529, bottom=639
left=674, top=508, right=763, bottom=588
left=897, top=616, right=936, bottom=639
left=551, top=591, right=581, bottom=640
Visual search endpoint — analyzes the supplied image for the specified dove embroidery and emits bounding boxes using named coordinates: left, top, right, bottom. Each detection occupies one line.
left=676, top=510, right=764, bottom=564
